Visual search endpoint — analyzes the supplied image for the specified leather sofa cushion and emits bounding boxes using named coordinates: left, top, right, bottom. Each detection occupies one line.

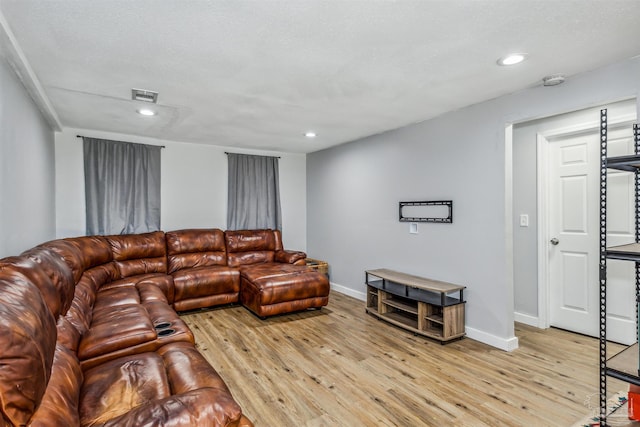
left=57, top=316, right=81, bottom=353
left=28, top=344, right=83, bottom=427
left=0, top=273, right=56, bottom=426
left=240, top=263, right=310, bottom=281
left=166, top=229, right=227, bottom=273
left=249, top=274, right=329, bottom=305
left=80, top=352, right=171, bottom=426
left=21, top=246, right=76, bottom=316
left=64, top=275, right=99, bottom=335
left=228, top=251, right=274, bottom=267
left=81, top=342, right=245, bottom=427
left=158, top=341, right=232, bottom=394
left=225, top=229, right=276, bottom=252
left=107, top=231, right=167, bottom=277
left=40, top=236, right=112, bottom=284
left=225, top=230, right=281, bottom=267
left=275, top=250, right=307, bottom=265
left=78, top=304, right=156, bottom=361
left=173, top=266, right=239, bottom=301
left=240, top=264, right=329, bottom=305
left=0, top=256, right=62, bottom=318
left=93, top=285, right=141, bottom=312
left=101, top=273, right=174, bottom=303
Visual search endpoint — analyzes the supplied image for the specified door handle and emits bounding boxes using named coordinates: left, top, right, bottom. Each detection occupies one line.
left=550, top=238, right=559, bottom=245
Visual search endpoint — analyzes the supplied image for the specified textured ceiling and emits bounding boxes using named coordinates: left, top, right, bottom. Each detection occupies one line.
left=1, top=0, right=639, bottom=153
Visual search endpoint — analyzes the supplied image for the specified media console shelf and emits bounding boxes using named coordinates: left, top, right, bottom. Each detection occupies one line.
left=365, top=268, right=465, bottom=343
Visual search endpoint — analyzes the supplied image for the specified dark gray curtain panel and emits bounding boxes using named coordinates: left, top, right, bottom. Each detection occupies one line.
left=83, top=137, right=161, bottom=235
left=227, top=153, right=282, bottom=231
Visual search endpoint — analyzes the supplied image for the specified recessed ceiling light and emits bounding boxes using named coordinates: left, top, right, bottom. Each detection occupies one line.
left=497, top=53, right=528, bottom=66
left=304, top=131, right=316, bottom=138
left=137, top=108, right=156, bottom=116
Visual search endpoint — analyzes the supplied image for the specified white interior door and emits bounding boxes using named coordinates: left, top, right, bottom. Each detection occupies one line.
left=548, top=121, right=636, bottom=344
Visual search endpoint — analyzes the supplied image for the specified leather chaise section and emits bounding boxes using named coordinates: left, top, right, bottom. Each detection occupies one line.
left=240, top=264, right=330, bottom=317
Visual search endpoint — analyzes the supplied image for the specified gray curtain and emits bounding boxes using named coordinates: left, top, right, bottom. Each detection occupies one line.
left=227, top=153, right=282, bottom=230
left=83, top=137, right=161, bottom=235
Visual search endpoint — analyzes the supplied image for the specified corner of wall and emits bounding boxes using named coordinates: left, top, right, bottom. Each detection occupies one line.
left=465, top=327, right=519, bottom=352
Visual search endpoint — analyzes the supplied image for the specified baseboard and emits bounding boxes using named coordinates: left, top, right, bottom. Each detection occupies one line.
left=514, top=311, right=539, bottom=328
left=330, top=282, right=366, bottom=301
left=466, top=327, right=519, bottom=352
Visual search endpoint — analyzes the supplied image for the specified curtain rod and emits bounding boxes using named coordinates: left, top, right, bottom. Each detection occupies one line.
left=224, top=151, right=281, bottom=159
left=76, top=135, right=165, bottom=148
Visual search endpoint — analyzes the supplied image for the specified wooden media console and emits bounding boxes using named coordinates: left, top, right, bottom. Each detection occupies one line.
left=365, top=268, right=465, bottom=343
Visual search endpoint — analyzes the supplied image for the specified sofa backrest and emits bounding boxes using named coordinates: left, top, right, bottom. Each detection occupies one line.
left=165, top=228, right=227, bottom=274
left=224, top=229, right=277, bottom=267
left=0, top=267, right=57, bottom=427
left=39, top=236, right=113, bottom=284
left=21, top=246, right=76, bottom=316
left=107, top=231, right=167, bottom=277
left=0, top=256, right=62, bottom=319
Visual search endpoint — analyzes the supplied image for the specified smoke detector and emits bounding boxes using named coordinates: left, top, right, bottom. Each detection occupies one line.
left=542, top=74, right=566, bottom=87
left=131, top=88, right=158, bottom=103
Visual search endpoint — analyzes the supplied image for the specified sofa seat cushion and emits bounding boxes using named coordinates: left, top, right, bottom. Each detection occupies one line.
left=79, top=304, right=156, bottom=361
left=79, top=300, right=194, bottom=371
left=100, top=273, right=175, bottom=305
left=80, top=343, right=248, bottom=427
left=93, top=285, right=140, bottom=312
left=80, top=352, right=171, bottom=426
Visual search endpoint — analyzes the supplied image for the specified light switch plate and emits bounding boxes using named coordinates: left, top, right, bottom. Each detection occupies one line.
left=519, top=214, right=529, bottom=227
left=409, top=223, right=418, bottom=234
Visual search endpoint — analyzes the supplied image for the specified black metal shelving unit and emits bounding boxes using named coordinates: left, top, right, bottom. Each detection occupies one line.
left=600, top=109, right=640, bottom=425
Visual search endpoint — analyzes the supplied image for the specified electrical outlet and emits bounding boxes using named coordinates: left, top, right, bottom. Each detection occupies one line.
left=519, top=214, right=529, bottom=227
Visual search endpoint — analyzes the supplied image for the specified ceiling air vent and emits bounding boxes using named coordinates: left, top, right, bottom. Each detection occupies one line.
left=131, top=88, right=158, bottom=103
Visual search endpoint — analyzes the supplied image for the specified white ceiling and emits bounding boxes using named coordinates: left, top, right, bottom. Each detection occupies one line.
left=1, top=1, right=639, bottom=153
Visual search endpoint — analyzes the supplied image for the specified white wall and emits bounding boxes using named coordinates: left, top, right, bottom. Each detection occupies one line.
left=307, top=56, right=640, bottom=350
left=0, top=56, right=55, bottom=258
left=55, top=128, right=307, bottom=251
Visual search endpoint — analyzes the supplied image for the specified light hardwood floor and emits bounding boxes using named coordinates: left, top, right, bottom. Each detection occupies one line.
left=181, top=291, right=627, bottom=427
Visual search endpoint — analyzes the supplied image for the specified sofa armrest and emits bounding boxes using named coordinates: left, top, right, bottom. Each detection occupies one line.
left=275, top=250, right=306, bottom=265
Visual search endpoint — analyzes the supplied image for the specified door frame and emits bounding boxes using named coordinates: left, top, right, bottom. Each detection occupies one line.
left=537, top=113, right=637, bottom=329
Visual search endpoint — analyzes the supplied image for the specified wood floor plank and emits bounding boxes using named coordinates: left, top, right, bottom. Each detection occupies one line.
left=181, top=291, right=626, bottom=426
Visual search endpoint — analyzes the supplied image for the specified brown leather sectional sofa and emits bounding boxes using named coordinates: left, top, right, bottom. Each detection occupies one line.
left=0, top=228, right=329, bottom=427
